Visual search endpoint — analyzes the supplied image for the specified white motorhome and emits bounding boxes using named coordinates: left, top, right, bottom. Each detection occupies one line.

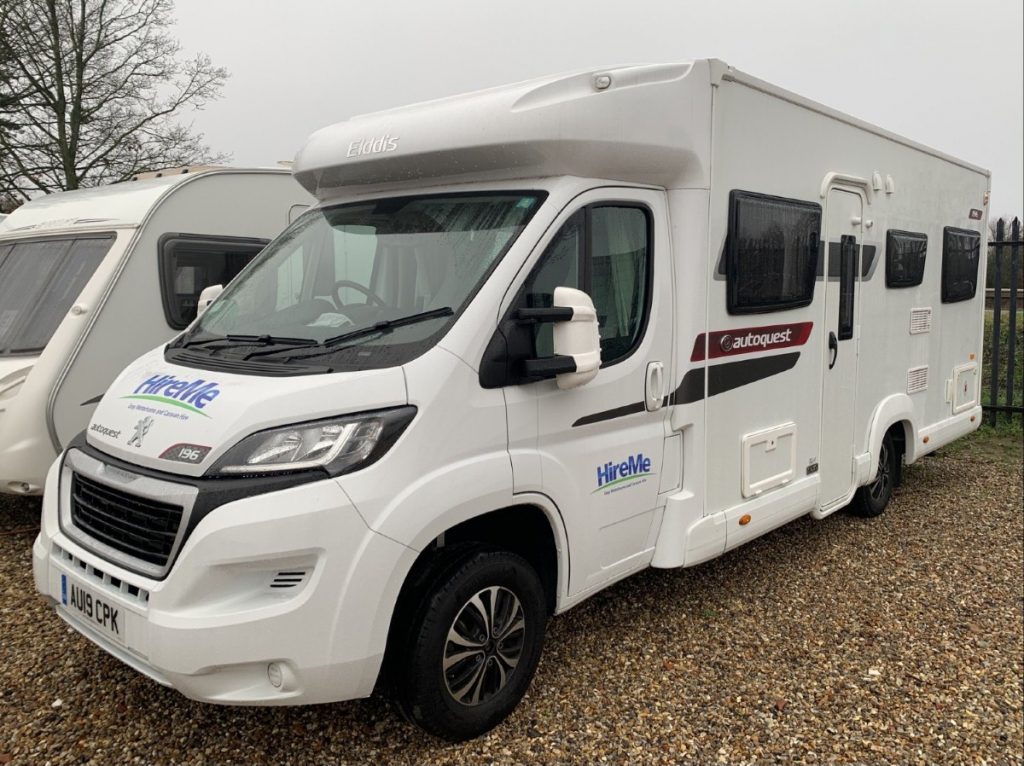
left=33, top=61, right=988, bottom=740
left=1, top=168, right=312, bottom=495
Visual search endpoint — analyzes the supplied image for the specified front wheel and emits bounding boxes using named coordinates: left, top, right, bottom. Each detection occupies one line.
left=851, top=431, right=898, bottom=517
left=392, top=547, right=548, bottom=741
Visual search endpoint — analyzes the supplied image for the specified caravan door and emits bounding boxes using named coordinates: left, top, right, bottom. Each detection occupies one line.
left=820, top=188, right=864, bottom=507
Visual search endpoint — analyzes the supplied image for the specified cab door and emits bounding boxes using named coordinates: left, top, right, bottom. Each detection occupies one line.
left=820, top=188, right=863, bottom=508
left=501, top=188, right=674, bottom=594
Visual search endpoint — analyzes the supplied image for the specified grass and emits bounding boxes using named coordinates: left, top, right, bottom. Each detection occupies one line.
left=942, top=423, right=1023, bottom=466
left=981, top=309, right=1023, bottom=431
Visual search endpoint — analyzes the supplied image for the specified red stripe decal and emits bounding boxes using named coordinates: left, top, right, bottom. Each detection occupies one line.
left=690, top=321, right=814, bottom=362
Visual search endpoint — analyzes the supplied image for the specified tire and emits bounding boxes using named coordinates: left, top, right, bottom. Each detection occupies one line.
left=390, top=546, right=548, bottom=741
left=850, top=430, right=898, bottom=517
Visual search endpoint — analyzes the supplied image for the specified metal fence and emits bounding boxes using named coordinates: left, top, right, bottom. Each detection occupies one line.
left=986, top=216, right=1022, bottom=424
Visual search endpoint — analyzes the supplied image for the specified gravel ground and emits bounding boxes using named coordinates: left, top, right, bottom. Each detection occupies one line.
left=1, top=430, right=1021, bottom=765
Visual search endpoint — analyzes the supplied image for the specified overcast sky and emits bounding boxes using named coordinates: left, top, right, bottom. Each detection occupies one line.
left=173, top=0, right=1023, bottom=215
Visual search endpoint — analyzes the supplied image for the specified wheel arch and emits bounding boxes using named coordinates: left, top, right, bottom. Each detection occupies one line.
left=377, top=500, right=567, bottom=693
left=864, top=394, right=918, bottom=482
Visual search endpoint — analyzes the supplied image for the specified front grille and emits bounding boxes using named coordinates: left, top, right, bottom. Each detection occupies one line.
left=70, top=473, right=184, bottom=567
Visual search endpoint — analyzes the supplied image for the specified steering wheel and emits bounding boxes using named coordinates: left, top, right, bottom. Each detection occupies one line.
left=333, top=279, right=387, bottom=308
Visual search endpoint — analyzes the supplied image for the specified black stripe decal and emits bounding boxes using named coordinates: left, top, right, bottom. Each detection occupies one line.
left=81, top=395, right=103, bottom=406
left=672, top=368, right=705, bottom=405
left=717, top=241, right=879, bottom=281
left=572, top=352, right=801, bottom=426
left=819, top=243, right=877, bottom=279
left=707, top=352, right=799, bottom=397
left=572, top=401, right=645, bottom=428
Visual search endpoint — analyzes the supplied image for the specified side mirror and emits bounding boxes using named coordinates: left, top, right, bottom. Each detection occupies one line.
left=196, top=283, right=223, bottom=317
left=551, top=287, right=600, bottom=389
left=519, top=287, right=601, bottom=389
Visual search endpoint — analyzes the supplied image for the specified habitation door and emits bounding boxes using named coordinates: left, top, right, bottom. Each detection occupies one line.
left=820, top=188, right=863, bottom=507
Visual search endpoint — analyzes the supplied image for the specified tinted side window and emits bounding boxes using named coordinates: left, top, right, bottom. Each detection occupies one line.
left=0, top=235, right=115, bottom=354
left=160, top=235, right=268, bottom=329
left=521, top=205, right=650, bottom=365
left=885, top=230, right=927, bottom=288
left=11, top=238, right=113, bottom=352
left=590, top=206, right=650, bottom=362
left=0, top=239, right=69, bottom=351
left=522, top=211, right=583, bottom=357
left=941, top=227, right=981, bottom=303
left=726, top=190, right=821, bottom=314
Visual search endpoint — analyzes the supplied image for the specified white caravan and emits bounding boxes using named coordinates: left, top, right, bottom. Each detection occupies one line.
left=1, top=168, right=312, bottom=494
left=33, top=61, right=988, bottom=740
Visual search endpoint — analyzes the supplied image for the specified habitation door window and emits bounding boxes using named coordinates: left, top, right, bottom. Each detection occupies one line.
left=837, top=234, right=857, bottom=340
left=521, top=203, right=651, bottom=365
left=726, top=190, right=821, bottom=314
left=159, top=235, right=269, bottom=329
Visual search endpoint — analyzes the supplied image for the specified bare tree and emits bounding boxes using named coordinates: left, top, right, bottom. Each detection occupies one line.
left=0, top=0, right=228, bottom=202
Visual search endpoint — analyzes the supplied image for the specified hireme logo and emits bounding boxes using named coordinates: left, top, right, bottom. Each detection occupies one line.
left=594, top=453, right=654, bottom=494
left=346, top=133, right=399, bottom=158
left=121, top=374, right=221, bottom=417
left=720, top=328, right=793, bottom=354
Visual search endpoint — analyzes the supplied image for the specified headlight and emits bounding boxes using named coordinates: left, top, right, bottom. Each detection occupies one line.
left=210, top=406, right=416, bottom=477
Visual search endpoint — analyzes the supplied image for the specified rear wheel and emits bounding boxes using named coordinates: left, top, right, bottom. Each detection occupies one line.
left=851, top=431, right=898, bottom=517
left=391, top=546, right=547, bottom=741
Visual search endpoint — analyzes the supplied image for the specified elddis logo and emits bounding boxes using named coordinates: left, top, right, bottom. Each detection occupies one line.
left=720, top=328, right=793, bottom=353
left=346, top=132, right=399, bottom=158
left=121, top=374, right=221, bottom=417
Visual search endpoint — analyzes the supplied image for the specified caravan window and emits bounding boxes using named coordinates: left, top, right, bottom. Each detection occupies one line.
left=941, top=227, right=981, bottom=303
left=522, top=204, right=651, bottom=365
left=726, top=191, right=821, bottom=314
left=159, top=235, right=269, bottom=329
left=0, top=235, right=114, bottom=355
left=885, top=230, right=928, bottom=288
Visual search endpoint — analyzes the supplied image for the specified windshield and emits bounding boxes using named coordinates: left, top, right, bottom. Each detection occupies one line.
left=0, top=234, right=115, bottom=355
left=171, top=191, right=545, bottom=371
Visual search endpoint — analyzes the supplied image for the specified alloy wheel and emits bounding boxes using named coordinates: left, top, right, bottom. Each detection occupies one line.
left=443, top=586, right=526, bottom=706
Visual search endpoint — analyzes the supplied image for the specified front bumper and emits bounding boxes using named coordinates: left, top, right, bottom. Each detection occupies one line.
left=33, top=455, right=416, bottom=705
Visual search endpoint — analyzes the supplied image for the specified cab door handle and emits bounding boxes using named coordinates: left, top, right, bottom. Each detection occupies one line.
left=828, top=331, right=839, bottom=370
left=645, top=361, right=665, bottom=412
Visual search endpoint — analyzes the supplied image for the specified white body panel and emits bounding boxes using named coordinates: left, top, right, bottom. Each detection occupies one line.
left=34, top=61, right=988, bottom=707
left=0, top=170, right=313, bottom=494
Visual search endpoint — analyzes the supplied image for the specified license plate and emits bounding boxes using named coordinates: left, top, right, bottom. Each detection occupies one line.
left=60, top=573, right=126, bottom=646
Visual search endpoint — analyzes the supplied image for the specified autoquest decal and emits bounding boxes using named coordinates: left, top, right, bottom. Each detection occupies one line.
left=690, top=322, right=813, bottom=362
left=121, top=374, right=221, bottom=418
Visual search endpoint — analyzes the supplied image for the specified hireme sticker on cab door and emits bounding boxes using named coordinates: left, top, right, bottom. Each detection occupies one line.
left=61, top=573, right=126, bottom=646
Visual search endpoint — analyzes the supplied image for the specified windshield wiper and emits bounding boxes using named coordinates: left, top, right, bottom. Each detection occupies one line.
left=180, top=333, right=318, bottom=352
left=245, top=306, right=455, bottom=362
